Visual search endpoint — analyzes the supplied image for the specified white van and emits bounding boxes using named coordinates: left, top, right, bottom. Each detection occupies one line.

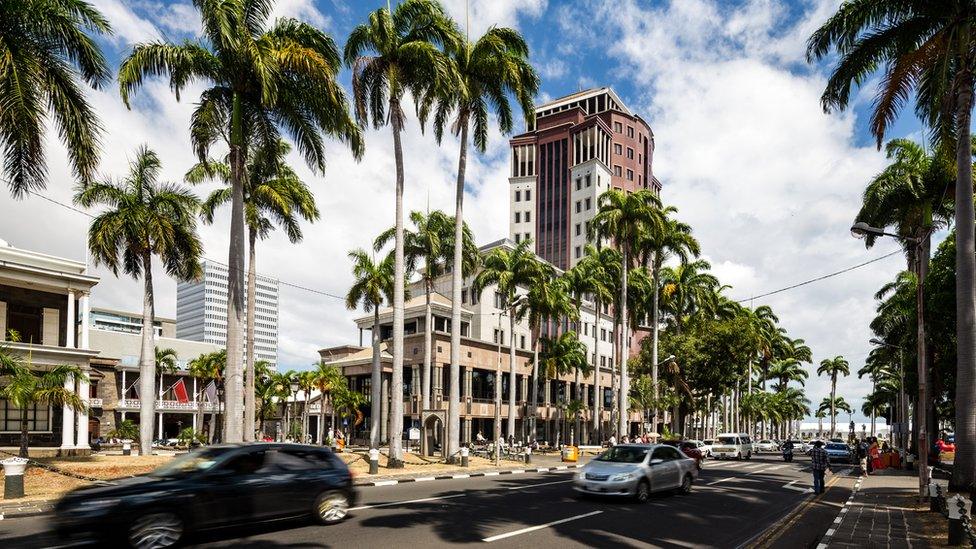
left=711, top=433, right=753, bottom=460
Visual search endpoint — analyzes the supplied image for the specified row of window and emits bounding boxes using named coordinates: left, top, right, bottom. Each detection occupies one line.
left=513, top=233, right=532, bottom=244
left=612, top=165, right=637, bottom=181
left=575, top=198, right=592, bottom=213
left=612, top=121, right=636, bottom=139
left=514, top=189, right=533, bottom=202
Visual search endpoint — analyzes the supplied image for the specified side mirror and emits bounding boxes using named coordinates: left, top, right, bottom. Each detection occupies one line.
left=650, top=458, right=664, bottom=466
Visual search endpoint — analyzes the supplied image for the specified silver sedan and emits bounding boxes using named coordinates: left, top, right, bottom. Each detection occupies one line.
left=573, top=444, right=699, bottom=502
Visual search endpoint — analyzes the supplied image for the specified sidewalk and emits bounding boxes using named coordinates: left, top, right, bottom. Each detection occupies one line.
left=820, top=467, right=943, bottom=548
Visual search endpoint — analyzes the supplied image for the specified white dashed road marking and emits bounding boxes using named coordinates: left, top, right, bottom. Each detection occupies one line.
left=482, top=511, right=604, bottom=542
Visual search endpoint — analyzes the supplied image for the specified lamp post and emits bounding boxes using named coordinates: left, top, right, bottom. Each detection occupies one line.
left=853, top=221, right=928, bottom=496
left=870, top=338, right=909, bottom=453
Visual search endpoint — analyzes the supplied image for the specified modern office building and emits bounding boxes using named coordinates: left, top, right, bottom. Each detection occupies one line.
left=90, top=307, right=175, bottom=337
left=176, top=260, right=279, bottom=366
left=508, top=87, right=659, bottom=270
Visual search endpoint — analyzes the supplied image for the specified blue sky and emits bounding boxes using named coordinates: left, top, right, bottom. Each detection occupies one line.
left=1, top=0, right=929, bottom=424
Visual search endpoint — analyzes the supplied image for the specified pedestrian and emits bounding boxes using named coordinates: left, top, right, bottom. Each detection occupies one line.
left=476, top=431, right=485, bottom=444
left=609, top=435, right=617, bottom=447
left=810, top=440, right=829, bottom=495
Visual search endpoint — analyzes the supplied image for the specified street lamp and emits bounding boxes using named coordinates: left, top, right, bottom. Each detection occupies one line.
left=870, top=338, right=910, bottom=452
left=854, top=222, right=928, bottom=496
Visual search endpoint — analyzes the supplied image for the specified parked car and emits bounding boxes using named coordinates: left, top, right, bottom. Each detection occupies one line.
left=754, top=440, right=779, bottom=453
left=700, top=439, right=715, bottom=458
left=54, top=443, right=356, bottom=548
left=661, top=440, right=704, bottom=469
left=711, top=433, right=753, bottom=460
left=574, top=444, right=698, bottom=502
left=825, top=442, right=853, bottom=463
left=787, top=440, right=811, bottom=454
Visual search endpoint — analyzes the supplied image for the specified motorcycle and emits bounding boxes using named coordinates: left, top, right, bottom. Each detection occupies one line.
left=782, top=448, right=794, bottom=462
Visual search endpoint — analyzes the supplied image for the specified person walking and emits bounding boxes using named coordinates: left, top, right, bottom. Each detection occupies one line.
left=810, top=440, right=829, bottom=494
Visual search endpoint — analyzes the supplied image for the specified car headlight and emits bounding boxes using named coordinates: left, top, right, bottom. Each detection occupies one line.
left=609, top=471, right=638, bottom=482
left=576, top=471, right=586, bottom=480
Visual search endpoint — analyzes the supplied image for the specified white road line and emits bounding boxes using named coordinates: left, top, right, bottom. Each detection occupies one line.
left=506, top=479, right=574, bottom=490
left=782, top=480, right=813, bottom=492
left=482, top=511, right=604, bottom=542
left=706, top=467, right=772, bottom=486
left=350, top=493, right=467, bottom=511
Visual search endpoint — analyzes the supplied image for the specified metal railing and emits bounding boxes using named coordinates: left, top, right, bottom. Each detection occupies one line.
left=118, top=399, right=219, bottom=412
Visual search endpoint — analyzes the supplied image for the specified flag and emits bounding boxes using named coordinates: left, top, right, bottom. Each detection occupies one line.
left=129, top=377, right=140, bottom=398
left=204, top=380, right=218, bottom=403
left=173, top=379, right=189, bottom=404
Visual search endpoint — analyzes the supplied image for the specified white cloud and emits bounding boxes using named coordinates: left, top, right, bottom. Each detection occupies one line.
left=92, top=0, right=163, bottom=45
left=441, top=0, right=547, bottom=38
left=271, top=0, right=331, bottom=28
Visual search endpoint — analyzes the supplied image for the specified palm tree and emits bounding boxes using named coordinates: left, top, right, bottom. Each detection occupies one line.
left=344, top=0, right=455, bottom=466
left=473, top=239, right=542, bottom=439
left=659, top=259, right=721, bottom=333
left=297, top=370, right=316, bottom=443
left=187, top=139, right=319, bottom=441
left=421, top=21, right=539, bottom=459
left=188, top=350, right=226, bottom=443
left=808, top=1, right=976, bottom=492
left=75, top=146, right=203, bottom=455
left=375, top=210, right=477, bottom=415
left=537, top=331, right=589, bottom=443
left=589, top=189, right=664, bottom=439
left=120, top=0, right=362, bottom=444
left=0, top=338, right=87, bottom=457
left=575, top=244, right=619, bottom=441
left=817, top=356, right=851, bottom=439
left=767, top=359, right=809, bottom=392
left=155, top=347, right=179, bottom=374
left=818, top=395, right=853, bottom=437
left=311, top=360, right=347, bottom=443
left=815, top=408, right=827, bottom=439
left=345, top=249, right=394, bottom=450
left=0, top=0, right=111, bottom=196
left=862, top=391, right=889, bottom=438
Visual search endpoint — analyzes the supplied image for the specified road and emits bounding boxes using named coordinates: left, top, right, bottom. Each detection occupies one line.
left=0, top=454, right=853, bottom=548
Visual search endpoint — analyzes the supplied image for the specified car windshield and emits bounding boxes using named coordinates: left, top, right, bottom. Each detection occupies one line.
left=826, top=443, right=848, bottom=451
left=149, top=447, right=235, bottom=478
left=717, top=437, right=738, bottom=445
left=596, top=446, right=648, bottom=463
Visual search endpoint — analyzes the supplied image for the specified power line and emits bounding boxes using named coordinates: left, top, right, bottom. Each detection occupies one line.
left=735, top=249, right=903, bottom=303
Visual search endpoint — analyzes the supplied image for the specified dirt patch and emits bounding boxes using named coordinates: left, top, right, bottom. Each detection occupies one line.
left=337, top=451, right=499, bottom=477
left=1, top=454, right=173, bottom=503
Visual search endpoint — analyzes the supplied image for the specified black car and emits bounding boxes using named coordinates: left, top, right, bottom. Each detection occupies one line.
left=53, top=443, right=356, bottom=548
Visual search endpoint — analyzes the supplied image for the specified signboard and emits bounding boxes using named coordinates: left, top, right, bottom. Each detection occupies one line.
left=408, top=428, right=420, bottom=441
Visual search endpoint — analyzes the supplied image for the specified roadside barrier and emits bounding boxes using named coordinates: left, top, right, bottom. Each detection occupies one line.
left=0, top=449, right=118, bottom=485
left=930, top=483, right=976, bottom=546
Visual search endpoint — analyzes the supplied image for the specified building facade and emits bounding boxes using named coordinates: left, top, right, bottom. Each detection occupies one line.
left=508, top=87, right=659, bottom=270
left=90, top=307, right=175, bottom=338
left=176, top=260, right=280, bottom=366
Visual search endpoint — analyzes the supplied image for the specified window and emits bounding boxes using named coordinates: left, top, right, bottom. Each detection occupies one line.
left=524, top=233, right=531, bottom=242
left=575, top=223, right=581, bottom=236
left=585, top=174, right=591, bottom=187
left=514, top=234, right=521, bottom=243
left=585, top=197, right=592, bottom=210
left=627, top=126, right=634, bottom=138
left=520, top=335, right=526, bottom=349
left=576, top=201, right=582, bottom=214
left=525, top=211, right=531, bottom=223
left=494, top=292, right=506, bottom=309
left=515, top=212, right=521, bottom=223
left=601, top=356, right=606, bottom=367
left=525, top=190, right=531, bottom=201
left=0, top=400, right=50, bottom=432
left=6, top=304, right=42, bottom=345
left=614, top=143, right=622, bottom=155
left=639, top=175, right=643, bottom=187
left=613, top=121, right=622, bottom=133
left=627, top=169, right=634, bottom=181
left=575, top=178, right=582, bottom=191
left=627, top=147, right=634, bottom=159
left=515, top=190, right=521, bottom=202
left=575, top=246, right=581, bottom=259
left=601, top=328, right=607, bottom=341
left=638, top=154, right=642, bottom=164
left=584, top=324, right=588, bottom=336
left=471, top=290, right=479, bottom=305
left=462, top=289, right=468, bottom=304
left=614, top=165, right=622, bottom=177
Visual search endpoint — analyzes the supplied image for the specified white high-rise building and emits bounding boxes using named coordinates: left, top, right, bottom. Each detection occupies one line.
left=176, top=260, right=279, bottom=366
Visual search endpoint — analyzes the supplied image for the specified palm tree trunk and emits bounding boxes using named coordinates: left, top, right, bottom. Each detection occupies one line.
left=20, top=408, right=29, bottom=457
left=388, top=100, right=406, bottom=467
left=650, top=260, right=661, bottom=433
left=592, top=299, right=601, bottom=443
left=618, top=246, right=629, bottom=439
left=301, top=390, right=309, bottom=442
left=951, top=61, right=976, bottom=492
left=370, top=308, right=381, bottom=449
left=244, top=227, right=257, bottom=442
left=422, top=279, right=432, bottom=413
left=223, top=91, right=246, bottom=443
left=530, top=322, right=540, bottom=441
left=830, top=378, right=836, bottom=439
left=138, top=252, right=156, bottom=455
left=318, top=391, right=326, bottom=445
left=508, top=309, right=517, bottom=439
left=448, top=116, right=469, bottom=460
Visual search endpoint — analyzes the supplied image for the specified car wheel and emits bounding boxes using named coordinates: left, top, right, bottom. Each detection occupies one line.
left=315, top=490, right=350, bottom=524
left=634, top=479, right=651, bottom=503
left=127, top=511, right=183, bottom=549
left=679, top=474, right=693, bottom=495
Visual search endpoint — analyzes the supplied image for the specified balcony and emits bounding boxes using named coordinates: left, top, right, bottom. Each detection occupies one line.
left=89, top=398, right=103, bottom=408
left=118, top=399, right=220, bottom=412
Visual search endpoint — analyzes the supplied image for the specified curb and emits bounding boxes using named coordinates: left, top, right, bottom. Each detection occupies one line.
left=815, top=476, right=863, bottom=549
left=0, top=503, right=55, bottom=520
left=355, top=464, right=583, bottom=487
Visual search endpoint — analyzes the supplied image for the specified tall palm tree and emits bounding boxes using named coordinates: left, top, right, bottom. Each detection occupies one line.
left=297, top=370, right=316, bottom=443
left=76, top=146, right=202, bottom=455
left=345, top=249, right=395, bottom=450
left=808, top=0, right=976, bottom=491
left=311, top=360, right=346, bottom=444
left=120, top=0, right=362, bottom=443
left=344, top=0, right=455, bottom=466
left=375, top=210, right=478, bottom=414
left=767, top=359, right=809, bottom=392
left=187, top=139, right=319, bottom=441
left=659, top=259, right=721, bottom=333
left=589, top=189, right=664, bottom=439
left=817, top=356, right=851, bottom=439
left=473, top=239, right=542, bottom=439
left=818, top=395, right=853, bottom=436
left=0, top=0, right=111, bottom=196
left=188, top=350, right=227, bottom=443
left=421, top=21, right=539, bottom=459
left=575, top=244, right=619, bottom=441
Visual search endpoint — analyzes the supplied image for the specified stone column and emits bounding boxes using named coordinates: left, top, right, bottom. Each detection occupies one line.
left=79, top=293, right=90, bottom=349
left=76, top=376, right=90, bottom=449
left=61, top=374, right=76, bottom=449
left=157, top=412, right=164, bottom=439
left=380, top=375, right=390, bottom=443
left=463, top=417, right=472, bottom=444
left=66, top=290, right=76, bottom=348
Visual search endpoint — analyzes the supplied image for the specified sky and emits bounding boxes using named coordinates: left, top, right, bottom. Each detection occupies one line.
left=0, top=0, right=930, bottom=424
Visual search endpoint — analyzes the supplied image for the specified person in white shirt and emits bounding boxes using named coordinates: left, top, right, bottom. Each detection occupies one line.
left=609, top=435, right=617, bottom=447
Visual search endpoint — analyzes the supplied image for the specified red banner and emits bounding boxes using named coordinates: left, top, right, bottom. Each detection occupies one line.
left=173, top=378, right=190, bottom=403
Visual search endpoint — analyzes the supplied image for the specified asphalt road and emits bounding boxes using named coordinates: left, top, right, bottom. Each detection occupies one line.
left=0, top=454, right=852, bottom=548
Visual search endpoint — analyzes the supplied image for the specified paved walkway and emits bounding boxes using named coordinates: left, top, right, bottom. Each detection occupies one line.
left=820, top=468, right=940, bottom=548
